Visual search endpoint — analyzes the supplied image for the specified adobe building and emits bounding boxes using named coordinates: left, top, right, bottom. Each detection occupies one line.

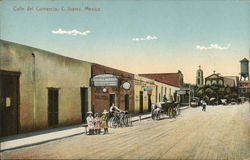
left=134, top=75, right=156, bottom=113
left=139, top=70, right=184, bottom=88
left=91, top=63, right=135, bottom=114
left=0, top=40, right=91, bottom=138
left=134, top=74, right=180, bottom=114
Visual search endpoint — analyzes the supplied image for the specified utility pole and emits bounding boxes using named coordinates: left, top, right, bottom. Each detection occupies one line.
left=189, top=84, right=191, bottom=107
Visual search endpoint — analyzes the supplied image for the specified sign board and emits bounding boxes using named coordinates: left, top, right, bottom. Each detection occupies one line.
left=92, top=74, right=118, bottom=87
left=144, top=87, right=152, bottom=91
left=177, top=90, right=187, bottom=95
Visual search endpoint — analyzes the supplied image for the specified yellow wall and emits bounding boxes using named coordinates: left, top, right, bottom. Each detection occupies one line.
left=154, top=81, right=179, bottom=102
left=134, top=75, right=156, bottom=113
left=0, top=40, right=91, bottom=132
left=134, top=75, right=180, bottom=113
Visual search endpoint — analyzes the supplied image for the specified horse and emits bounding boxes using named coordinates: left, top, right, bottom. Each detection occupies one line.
left=151, top=103, right=162, bottom=120
left=152, top=101, right=179, bottom=120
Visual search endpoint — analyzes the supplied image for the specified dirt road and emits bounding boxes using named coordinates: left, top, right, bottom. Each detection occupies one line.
left=1, top=103, right=250, bottom=159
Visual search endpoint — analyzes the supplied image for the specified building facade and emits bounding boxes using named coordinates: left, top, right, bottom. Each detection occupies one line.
left=238, top=81, right=250, bottom=97
left=0, top=40, right=91, bottom=137
left=205, top=72, right=238, bottom=88
left=91, top=63, right=135, bottom=114
left=205, top=72, right=224, bottom=86
left=133, top=75, right=180, bottom=113
left=134, top=75, right=156, bottom=113
left=139, top=70, right=184, bottom=87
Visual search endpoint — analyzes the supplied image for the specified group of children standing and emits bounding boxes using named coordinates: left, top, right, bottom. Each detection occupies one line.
left=86, top=109, right=109, bottom=135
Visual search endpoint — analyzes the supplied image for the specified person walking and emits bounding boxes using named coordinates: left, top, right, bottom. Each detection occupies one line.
left=86, top=111, right=94, bottom=135
left=94, top=113, right=101, bottom=135
left=202, top=100, right=207, bottom=112
left=101, top=109, right=109, bottom=135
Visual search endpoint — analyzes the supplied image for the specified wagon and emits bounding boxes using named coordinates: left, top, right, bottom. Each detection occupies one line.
left=151, top=102, right=179, bottom=120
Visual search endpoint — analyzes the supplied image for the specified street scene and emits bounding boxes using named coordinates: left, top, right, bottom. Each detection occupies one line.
left=0, top=0, right=250, bottom=159
left=1, top=103, right=250, bottom=159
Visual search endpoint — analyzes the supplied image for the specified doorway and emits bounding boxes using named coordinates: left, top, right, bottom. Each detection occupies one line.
left=125, top=94, right=129, bottom=111
left=80, top=87, right=88, bottom=123
left=139, top=91, right=143, bottom=113
left=0, top=70, right=20, bottom=137
left=109, top=94, right=115, bottom=107
left=148, top=94, right=152, bottom=112
left=48, top=88, right=59, bottom=127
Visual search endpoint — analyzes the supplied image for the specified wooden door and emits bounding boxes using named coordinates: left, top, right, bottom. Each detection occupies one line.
left=48, top=88, right=59, bottom=127
left=0, top=70, right=19, bottom=137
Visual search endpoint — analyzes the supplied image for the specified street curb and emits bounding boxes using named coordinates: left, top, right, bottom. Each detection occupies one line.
left=0, top=132, right=84, bottom=152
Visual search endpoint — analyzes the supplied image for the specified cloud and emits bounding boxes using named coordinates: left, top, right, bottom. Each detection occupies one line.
left=51, top=29, right=91, bottom=36
left=132, top=35, right=158, bottom=41
left=196, top=44, right=231, bottom=50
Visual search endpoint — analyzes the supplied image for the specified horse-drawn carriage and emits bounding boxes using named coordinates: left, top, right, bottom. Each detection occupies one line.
left=151, top=102, right=179, bottom=120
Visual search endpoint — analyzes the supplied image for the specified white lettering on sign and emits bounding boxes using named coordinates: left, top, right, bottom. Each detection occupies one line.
left=92, top=74, right=118, bottom=87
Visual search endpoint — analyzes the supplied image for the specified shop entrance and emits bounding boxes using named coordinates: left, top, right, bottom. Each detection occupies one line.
left=81, top=87, right=88, bottom=123
left=139, top=91, right=143, bottom=113
left=48, top=88, right=59, bottom=127
left=109, top=94, right=115, bottom=107
left=148, top=94, right=152, bottom=112
left=0, top=70, right=20, bottom=138
left=125, top=94, right=129, bottom=111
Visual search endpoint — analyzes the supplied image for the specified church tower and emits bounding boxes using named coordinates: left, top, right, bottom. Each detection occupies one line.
left=196, top=65, right=204, bottom=87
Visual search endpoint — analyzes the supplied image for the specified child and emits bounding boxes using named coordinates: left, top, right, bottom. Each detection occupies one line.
left=101, top=109, right=109, bottom=135
left=94, top=113, right=101, bottom=135
left=86, top=111, right=94, bottom=135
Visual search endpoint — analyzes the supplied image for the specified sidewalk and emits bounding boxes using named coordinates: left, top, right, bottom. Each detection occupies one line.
left=0, top=106, right=190, bottom=152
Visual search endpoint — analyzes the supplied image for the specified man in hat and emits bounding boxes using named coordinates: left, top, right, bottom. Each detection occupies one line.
left=201, top=100, right=207, bottom=112
left=101, top=109, right=109, bottom=134
left=109, top=103, right=122, bottom=116
left=86, top=111, right=94, bottom=135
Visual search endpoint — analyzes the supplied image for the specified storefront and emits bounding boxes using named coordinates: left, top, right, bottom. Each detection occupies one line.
left=91, top=63, right=135, bottom=114
left=134, top=75, right=156, bottom=113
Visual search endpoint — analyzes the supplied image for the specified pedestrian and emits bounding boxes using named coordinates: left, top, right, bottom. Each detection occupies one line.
left=94, top=113, right=101, bottom=135
left=202, top=100, right=207, bottom=112
left=101, top=109, right=109, bottom=135
left=86, top=111, right=94, bottom=135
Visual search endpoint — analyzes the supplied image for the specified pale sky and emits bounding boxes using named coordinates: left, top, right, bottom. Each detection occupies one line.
left=1, top=0, right=249, bottom=83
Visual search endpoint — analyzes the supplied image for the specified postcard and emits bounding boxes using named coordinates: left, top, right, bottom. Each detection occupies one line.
left=0, top=0, right=249, bottom=159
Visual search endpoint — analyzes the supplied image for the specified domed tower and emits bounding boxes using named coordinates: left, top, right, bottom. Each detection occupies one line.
left=196, top=65, right=204, bottom=87
left=240, top=58, right=249, bottom=81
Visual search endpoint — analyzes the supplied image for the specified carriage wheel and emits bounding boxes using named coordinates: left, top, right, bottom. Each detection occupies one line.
left=123, top=115, right=129, bottom=127
left=172, top=109, right=177, bottom=118
left=151, top=112, right=155, bottom=120
left=168, top=108, right=172, bottom=118
left=108, top=117, right=113, bottom=128
left=157, top=111, right=161, bottom=120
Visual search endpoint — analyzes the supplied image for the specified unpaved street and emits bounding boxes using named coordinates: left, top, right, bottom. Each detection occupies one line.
left=1, top=103, right=250, bottom=160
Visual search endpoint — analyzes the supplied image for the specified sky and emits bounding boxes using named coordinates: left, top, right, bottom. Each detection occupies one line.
left=0, top=0, right=249, bottom=83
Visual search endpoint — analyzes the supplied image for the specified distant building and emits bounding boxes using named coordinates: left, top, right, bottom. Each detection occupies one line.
left=139, top=70, right=184, bottom=87
left=238, top=81, right=250, bottom=96
left=224, top=76, right=239, bottom=87
left=205, top=71, right=238, bottom=87
left=205, top=71, right=224, bottom=86
left=196, top=65, right=204, bottom=87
